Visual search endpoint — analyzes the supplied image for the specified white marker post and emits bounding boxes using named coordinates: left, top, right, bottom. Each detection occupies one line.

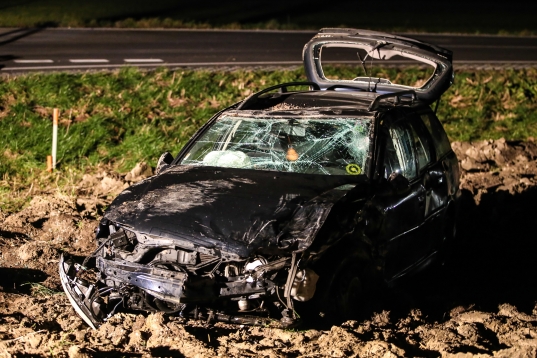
left=52, top=108, right=59, bottom=169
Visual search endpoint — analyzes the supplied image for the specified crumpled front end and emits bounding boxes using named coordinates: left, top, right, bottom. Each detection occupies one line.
left=59, top=166, right=368, bottom=329
left=59, top=222, right=327, bottom=329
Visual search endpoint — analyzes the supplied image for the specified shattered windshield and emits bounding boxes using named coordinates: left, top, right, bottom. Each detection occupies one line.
left=180, top=114, right=372, bottom=175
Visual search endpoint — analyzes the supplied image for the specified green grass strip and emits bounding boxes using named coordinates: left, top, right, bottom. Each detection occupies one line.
left=1, top=67, right=536, bottom=181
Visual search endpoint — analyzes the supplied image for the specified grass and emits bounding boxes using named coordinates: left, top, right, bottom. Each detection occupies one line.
left=0, top=66, right=536, bottom=212
left=0, top=67, right=303, bottom=174
left=0, top=0, right=535, bottom=35
left=322, top=66, right=537, bottom=141
left=21, top=282, right=64, bottom=297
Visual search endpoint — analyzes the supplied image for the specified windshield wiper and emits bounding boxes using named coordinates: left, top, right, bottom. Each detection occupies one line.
left=363, top=41, right=388, bottom=92
left=356, top=51, right=368, bottom=78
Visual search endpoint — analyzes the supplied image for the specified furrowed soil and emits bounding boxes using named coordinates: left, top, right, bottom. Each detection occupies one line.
left=2, top=140, right=537, bottom=357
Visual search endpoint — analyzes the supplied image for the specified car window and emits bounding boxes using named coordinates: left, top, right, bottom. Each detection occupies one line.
left=420, top=112, right=452, bottom=160
left=384, top=122, right=417, bottom=180
left=408, top=118, right=433, bottom=173
left=180, top=114, right=373, bottom=176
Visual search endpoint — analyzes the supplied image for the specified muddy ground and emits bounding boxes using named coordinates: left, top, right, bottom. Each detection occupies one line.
left=2, top=140, right=537, bottom=357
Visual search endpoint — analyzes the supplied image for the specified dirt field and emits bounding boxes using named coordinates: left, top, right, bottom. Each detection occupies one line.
left=2, top=139, right=537, bottom=357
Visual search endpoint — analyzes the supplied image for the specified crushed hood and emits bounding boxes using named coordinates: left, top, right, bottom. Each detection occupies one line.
left=104, top=166, right=368, bottom=258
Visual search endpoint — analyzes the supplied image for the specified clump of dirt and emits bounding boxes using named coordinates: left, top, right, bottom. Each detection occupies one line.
left=1, top=193, right=96, bottom=290
left=1, top=145, right=537, bottom=357
left=452, top=138, right=537, bottom=202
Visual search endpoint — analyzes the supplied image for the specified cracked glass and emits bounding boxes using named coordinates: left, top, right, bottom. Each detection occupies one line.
left=181, top=114, right=372, bottom=176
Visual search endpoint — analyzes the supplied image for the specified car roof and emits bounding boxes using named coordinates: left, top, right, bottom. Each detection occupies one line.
left=234, top=84, right=422, bottom=116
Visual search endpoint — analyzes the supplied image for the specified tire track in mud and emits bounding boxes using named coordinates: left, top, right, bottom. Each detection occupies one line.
left=1, top=140, right=537, bottom=357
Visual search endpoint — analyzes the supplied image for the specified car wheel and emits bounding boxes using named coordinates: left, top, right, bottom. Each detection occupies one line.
left=333, top=268, right=365, bottom=319
left=307, top=256, right=376, bottom=325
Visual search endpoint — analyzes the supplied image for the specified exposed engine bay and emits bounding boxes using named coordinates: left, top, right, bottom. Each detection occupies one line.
left=60, top=222, right=321, bottom=329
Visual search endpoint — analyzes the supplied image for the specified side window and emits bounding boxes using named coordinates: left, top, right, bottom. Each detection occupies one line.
left=420, top=112, right=452, bottom=160
left=408, top=118, right=433, bottom=173
left=384, top=122, right=417, bottom=180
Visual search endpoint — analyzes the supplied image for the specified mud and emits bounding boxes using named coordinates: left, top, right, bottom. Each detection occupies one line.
left=2, top=140, right=537, bottom=357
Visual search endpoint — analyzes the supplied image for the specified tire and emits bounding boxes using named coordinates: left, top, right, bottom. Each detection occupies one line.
left=330, top=262, right=367, bottom=319
left=302, top=254, right=378, bottom=326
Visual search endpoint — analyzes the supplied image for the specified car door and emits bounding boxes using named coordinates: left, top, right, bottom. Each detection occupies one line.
left=406, top=113, right=446, bottom=257
left=375, top=116, right=428, bottom=279
left=417, top=110, right=460, bottom=251
left=419, top=109, right=459, bottom=203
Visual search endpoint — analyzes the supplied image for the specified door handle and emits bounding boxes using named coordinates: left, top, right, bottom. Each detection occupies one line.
left=418, top=194, right=425, bottom=205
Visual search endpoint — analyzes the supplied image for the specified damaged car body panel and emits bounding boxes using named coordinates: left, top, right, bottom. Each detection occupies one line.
left=103, top=166, right=369, bottom=258
left=303, top=28, right=454, bottom=104
left=60, top=28, right=460, bottom=329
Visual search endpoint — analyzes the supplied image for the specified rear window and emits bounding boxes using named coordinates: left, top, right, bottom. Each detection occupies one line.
left=180, top=114, right=373, bottom=176
left=420, top=113, right=452, bottom=159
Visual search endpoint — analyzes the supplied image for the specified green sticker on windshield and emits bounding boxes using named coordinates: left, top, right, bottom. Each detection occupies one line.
left=346, top=163, right=361, bottom=175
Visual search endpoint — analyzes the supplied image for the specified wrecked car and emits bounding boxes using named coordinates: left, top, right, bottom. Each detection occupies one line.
left=60, top=28, right=460, bottom=329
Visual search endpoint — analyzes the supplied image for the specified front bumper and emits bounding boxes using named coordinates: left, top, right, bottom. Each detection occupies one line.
left=59, top=254, right=102, bottom=329
left=60, top=253, right=307, bottom=329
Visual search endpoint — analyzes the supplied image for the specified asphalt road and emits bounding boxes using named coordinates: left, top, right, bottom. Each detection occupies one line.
left=1, top=28, right=536, bottom=72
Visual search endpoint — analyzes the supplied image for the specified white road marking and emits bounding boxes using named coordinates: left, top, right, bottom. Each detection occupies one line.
left=1, top=61, right=300, bottom=71
left=124, top=59, right=163, bottom=63
left=14, top=59, right=53, bottom=63
left=69, top=59, right=109, bottom=63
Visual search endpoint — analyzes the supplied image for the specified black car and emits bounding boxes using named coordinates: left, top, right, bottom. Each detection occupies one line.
left=60, top=28, right=460, bottom=329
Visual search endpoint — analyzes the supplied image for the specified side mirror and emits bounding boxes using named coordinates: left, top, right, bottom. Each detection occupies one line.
left=156, top=152, right=174, bottom=175
left=387, top=171, right=411, bottom=195
left=424, top=170, right=444, bottom=189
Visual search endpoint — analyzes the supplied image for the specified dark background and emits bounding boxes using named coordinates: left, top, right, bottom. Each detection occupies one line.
left=1, top=0, right=536, bottom=34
